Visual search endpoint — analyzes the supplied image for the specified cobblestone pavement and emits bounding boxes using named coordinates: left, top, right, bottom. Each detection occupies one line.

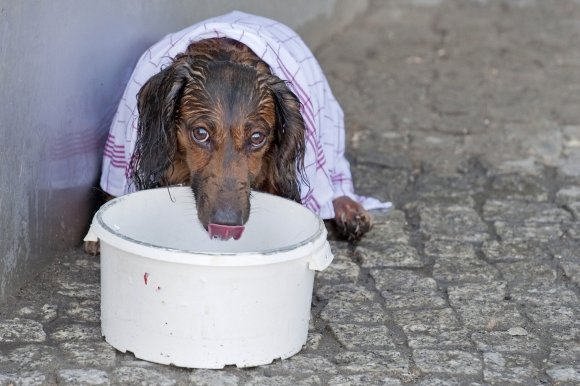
left=2, top=0, right=580, bottom=384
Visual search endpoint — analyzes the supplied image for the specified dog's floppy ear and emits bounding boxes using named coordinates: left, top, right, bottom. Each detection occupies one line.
left=131, top=58, right=193, bottom=190
left=268, top=79, right=307, bottom=203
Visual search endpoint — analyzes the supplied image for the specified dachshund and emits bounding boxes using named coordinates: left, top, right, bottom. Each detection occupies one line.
left=135, top=37, right=372, bottom=237
left=85, top=34, right=373, bottom=254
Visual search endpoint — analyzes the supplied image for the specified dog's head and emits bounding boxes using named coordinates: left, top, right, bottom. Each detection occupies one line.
left=131, top=53, right=305, bottom=239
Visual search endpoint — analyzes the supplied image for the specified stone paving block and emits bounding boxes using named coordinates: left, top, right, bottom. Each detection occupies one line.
left=334, top=350, right=410, bottom=377
left=471, top=331, right=544, bottom=355
left=370, top=269, right=447, bottom=309
left=329, top=323, right=401, bottom=350
left=481, top=240, right=549, bottom=262
left=316, top=258, right=360, bottom=284
left=0, top=371, right=49, bottom=386
left=409, top=135, right=468, bottom=176
left=16, top=303, right=58, bottom=323
left=425, top=242, right=497, bottom=282
left=524, top=303, right=578, bottom=328
left=392, top=308, right=472, bottom=349
left=355, top=243, right=425, bottom=268
left=558, top=153, right=580, bottom=178
left=525, top=125, right=563, bottom=167
left=496, top=157, right=545, bottom=176
left=418, top=204, right=489, bottom=242
left=414, top=377, right=483, bottom=386
left=73, top=256, right=101, bottom=269
left=546, top=366, right=580, bottom=383
left=328, top=373, right=403, bottom=385
left=321, top=299, right=388, bottom=324
left=406, top=329, right=473, bottom=350
left=315, top=283, right=375, bottom=302
left=494, top=221, right=562, bottom=243
left=432, top=255, right=498, bottom=283
left=394, top=308, right=461, bottom=334
left=60, top=341, right=116, bottom=367
left=57, top=282, right=100, bottom=299
left=244, top=375, right=321, bottom=386
left=57, top=369, right=110, bottom=386
left=551, top=242, right=580, bottom=284
left=49, top=324, right=102, bottom=342
left=304, top=332, right=322, bottom=351
left=488, top=174, right=549, bottom=202
left=265, top=354, right=338, bottom=376
left=555, top=186, right=580, bottom=205
left=351, top=165, right=409, bottom=203
left=63, top=300, right=100, bottom=323
left=111, top=366, right=177, bottom=386
left=447, top=282, right=507, bottom=304
left=496, top=261, right=557, bottom=284
left=551, top=240, right=580, bottom=261
left=187, top=370, right=239, bottom=386
left=370, top=268, right=438, bottom=292
left=358, top=209, right=409, bottom=243
left=562, top=220, right=580, bottom=240
left=414, top=174, right=486, bottom=201
left=328, top=240, right=350, bottom=255
left=413, top=349, right=482, bottom=376
left=452, top=302, right=526, bottom=332
left=510, top=284, right=579, bottom=306
left=550, top=323, right=580, bottom=342
left=482, top=200, right=571, bottom=223
left=549, top=320, right=580, bottom=344
left=410, top=195, right=477, bottom=209
left=0, top=318, right=46, bottom=343
left=565, top=201, right=580, bottom=218
left=562, top=125, right=580, bottom=144
left=559, top=260, right=580, bottom=285
left=59, top=251, right=101, bottom=270
left=482, top=352, right=541, bottom=385
left=380, top=294, right=448, bottom=314
left=0, top=345, right=59, bottom=371
left=424, top=241, right=476, bottom=259
left=447, top=282, right=526, bottom=331
left=548, top=341, right=580, bottom=368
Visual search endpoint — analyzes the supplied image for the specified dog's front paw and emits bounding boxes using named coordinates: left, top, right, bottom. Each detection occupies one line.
left=83, top=240, right=100, bottom=256
left=332, top=196, right=373, bottom=241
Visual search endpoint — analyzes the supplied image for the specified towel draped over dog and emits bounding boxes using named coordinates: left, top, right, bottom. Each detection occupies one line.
left=100, top=11, right=391, bottom=219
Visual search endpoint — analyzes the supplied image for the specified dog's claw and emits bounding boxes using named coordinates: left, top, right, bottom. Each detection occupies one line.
left=332, top=196, right=373, bottom=242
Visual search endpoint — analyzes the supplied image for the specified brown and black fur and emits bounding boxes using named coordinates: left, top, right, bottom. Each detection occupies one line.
left=85, top=38, right=371, bottom=255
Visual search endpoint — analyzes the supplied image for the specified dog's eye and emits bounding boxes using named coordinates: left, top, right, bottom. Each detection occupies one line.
left=190, top=127, right=210, bottom=144
left=249, top=132, right=266, bottom=149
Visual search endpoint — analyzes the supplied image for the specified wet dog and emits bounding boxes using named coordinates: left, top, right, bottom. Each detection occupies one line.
left=86, top=13, right=379, bottom=254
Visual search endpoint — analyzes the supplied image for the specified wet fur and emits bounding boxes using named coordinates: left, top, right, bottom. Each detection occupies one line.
left=85, top=37, right=371, bottom=255
left=131, top=38, right=305, bottom=228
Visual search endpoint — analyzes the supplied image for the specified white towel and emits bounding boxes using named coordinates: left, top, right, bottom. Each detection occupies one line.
left=100, top=11, right=391, bottom=219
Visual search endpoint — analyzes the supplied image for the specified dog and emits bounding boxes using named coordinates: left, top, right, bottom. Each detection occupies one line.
left=85, top=12, right=390, bottom=254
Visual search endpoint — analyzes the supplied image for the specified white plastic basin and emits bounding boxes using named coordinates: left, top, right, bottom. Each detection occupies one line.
left=85, top=186, right=333, bottom=369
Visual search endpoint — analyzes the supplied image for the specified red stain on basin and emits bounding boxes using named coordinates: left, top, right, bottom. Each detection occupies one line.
left=208, top=224, right=245, bottom=241
left=144, top=272, right=149, bottom=285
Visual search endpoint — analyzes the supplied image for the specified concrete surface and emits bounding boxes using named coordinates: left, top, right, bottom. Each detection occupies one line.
left=1, top=0, right=579, bottom=384
left=0, top=0, right=366, bottom=301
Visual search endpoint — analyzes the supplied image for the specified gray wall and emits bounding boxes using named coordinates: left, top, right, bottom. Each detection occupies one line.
left=0, top=0, right=368, bottom=300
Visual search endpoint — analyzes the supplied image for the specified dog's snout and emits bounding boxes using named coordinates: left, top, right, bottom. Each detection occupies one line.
left=211, top=206, right=244, bottom=227
left=208, top=206, right=246, bottom=241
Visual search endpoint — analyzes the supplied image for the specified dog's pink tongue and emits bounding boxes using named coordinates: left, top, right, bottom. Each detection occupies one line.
left=208, top=224, right=245, bottom=241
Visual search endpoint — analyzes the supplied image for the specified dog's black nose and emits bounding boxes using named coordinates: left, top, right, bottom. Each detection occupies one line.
left=209, top=207, right=245, bottom=240
left=211, top=207, right=244, bottom=227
